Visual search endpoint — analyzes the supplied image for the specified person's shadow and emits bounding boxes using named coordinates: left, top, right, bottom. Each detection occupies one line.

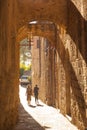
left=29, top=104, right=36, bottom=108
left=37, top=103, right=44, bottom=107
left=29, top=103, right=44, bottom=107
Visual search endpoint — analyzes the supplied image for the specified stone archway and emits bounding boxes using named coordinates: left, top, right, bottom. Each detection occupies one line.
left=17, top=0, right=67, bottom=29
left=17, top=21, right=56, bottom=45
left=16, top=0, right=68, bottom=110
left=17, top=20, right=58, bottom=105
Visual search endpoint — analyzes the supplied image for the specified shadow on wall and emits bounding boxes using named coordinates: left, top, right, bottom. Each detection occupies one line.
left=57, top=33, right=87, bottom=128
left=61, top=2, right=87, bottom=127
left=67, top=1, right=87, bottom=64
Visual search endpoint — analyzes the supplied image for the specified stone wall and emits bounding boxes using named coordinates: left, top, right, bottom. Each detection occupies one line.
left=55, top=1, right=87, bottom=129
left=32, top=36, right=41, bottom=90
left=32, top=37, right=51, bottom=103
left=40, top=38, right=47, bottom=102
left=67, top=1, right=87, bottom=129
left=0, top=1, right=19, bottom=130
left=17, top=0, right=67, bottom=29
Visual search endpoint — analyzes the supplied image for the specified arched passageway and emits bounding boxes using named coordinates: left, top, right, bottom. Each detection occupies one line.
left=0, top=0, right=87, bottom=130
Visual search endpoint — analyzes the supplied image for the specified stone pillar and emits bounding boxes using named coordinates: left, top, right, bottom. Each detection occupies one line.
left=46, top=45, right=54, bottom=106
left=40, top=38, right=47, bottom=102
left=54, top=51, right=59, bottom=109
left=50, top=48, right=56, bottom=107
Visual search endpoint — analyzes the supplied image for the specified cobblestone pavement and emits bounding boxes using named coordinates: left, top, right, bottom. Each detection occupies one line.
left=13, top=86, right=78, bottom=130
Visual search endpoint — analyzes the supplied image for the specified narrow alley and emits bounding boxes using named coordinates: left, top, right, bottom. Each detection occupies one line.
left=0, top=1, right=87, bottom=130
left=13, top=86, right=78, bottom=130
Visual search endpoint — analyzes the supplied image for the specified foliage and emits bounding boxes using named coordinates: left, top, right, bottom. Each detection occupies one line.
left=28, top=76, right=32, bottom=83
left=19, top=63, right=32, bottom=76
left=20, top=39, right=32, bottom=76
left=20, top=68, right=24, bottom=77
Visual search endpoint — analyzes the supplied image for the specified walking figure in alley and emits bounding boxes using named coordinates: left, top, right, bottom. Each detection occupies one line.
left=26, top=84, right=32, bottom=105
left=34, top=84, right=39, bottom=104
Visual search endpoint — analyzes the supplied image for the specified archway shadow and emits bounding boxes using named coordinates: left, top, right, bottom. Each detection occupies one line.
left=13, top=103, right=45, bottom=130
left=67, top=1, right=87, bottom=64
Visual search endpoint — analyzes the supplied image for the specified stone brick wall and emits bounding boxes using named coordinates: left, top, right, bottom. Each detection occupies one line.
left=54, top=1, right=87, bottom=129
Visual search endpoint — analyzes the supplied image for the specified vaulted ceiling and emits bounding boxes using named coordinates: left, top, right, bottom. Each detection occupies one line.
left=17, top=0, right=67, bottom=28
left=17, top=0, right=67, bottom=44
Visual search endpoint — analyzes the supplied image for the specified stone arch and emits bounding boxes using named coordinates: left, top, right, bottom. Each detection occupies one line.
left=17, top=0, right=67, bottom=30
left=17, top=21, right=56, bottom=46
left=16, top=1, right=87, bottom=129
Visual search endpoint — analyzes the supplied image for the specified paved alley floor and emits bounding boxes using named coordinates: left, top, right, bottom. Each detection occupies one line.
left=13, top=86, right=78, bottom=130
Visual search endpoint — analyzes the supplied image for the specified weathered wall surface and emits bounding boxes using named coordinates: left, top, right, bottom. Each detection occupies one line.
left=55, top=1, right=87, bottom=129
left=17, top=0, right=67, bottom=29
left=32, top=36, right=41, bottom=93
left=67, top=1, right=87, bottom=129
left=32, top=37, right=50, bottom=103
left=0, top=1, right=19, bottom=130
left=40, top=38, right=47, bottom=102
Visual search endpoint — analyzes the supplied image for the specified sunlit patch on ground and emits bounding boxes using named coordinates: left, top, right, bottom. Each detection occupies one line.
left=18, top=85, right=78, bottom=130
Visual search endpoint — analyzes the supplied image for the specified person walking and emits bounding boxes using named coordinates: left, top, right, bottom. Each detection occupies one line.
left=26, top=84, right=32, bottom=105
left=34, top=84, right=39, bottom=104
